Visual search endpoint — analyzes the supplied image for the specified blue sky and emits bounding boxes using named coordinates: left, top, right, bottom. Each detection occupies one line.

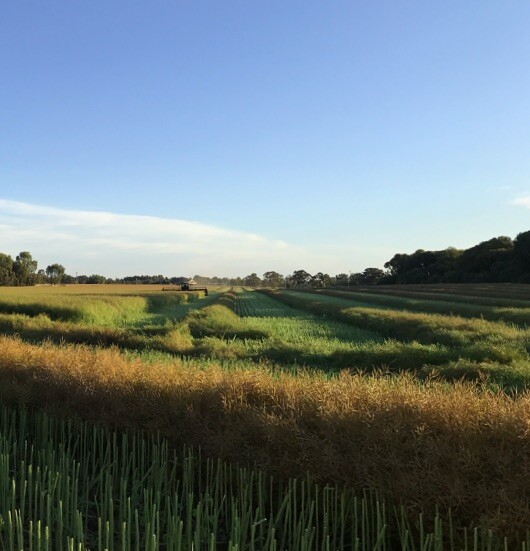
left=1, top=1, right=529, bottom=277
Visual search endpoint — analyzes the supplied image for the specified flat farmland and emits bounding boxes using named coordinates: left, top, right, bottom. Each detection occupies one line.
left=1, top=284, right=530, bottom=549
left=302, top=286, right=530, bottom=325
left=346, top=283, right=530, bottom=302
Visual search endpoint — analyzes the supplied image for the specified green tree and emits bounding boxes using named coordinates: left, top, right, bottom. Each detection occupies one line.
left=335, top=273, right=349, bottom=286
left=0, top=253, right=14, bottom=285
left=46, top=263, right=66, bottom=285
left=262, top=271, right=284, bottom=287
left=36, top=269, right=47, bottom=285
left=245, top=273, right=261, bottom=287
left=13, top=251, right=38, bottom=286
left=384, top=253, right=408, bottom=277
left=514, top=230, right=530, bottom=272
left=87, top=274, right=106, bottom=284
left=310, top=272, right=332, bottom=288
left=290, top=270, right=312, bottom=287
left=456, top=237, right=514, bottom=280
left=360, top=267, right=385, bottom=285
left=62, top=274, right=76, bottom=284
left=384, top=248, right=462, bottom=283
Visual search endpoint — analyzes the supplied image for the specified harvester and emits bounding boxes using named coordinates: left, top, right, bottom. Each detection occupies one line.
left=180, top=278, right=208, bottom=295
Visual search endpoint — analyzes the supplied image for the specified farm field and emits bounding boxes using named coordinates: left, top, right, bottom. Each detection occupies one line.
left=1, top=284, right=530, bottom=549
left=0, top=284, right=228, bottom=360
left=303, top=287, right=530, bottom=326
left=345, top=283, right=530, bottom=303
left=261, top=289, right=530, bottom=389
left=191, top=289, right=386, bottom=368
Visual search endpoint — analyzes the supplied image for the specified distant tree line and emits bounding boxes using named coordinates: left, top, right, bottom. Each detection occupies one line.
left=0, top=230, right=528, bottom=287
left=0, top=253, right=260, bottom=287
left=382, top=231, right=530, bottom=284
left=0, top=251, right=66, bottom=286
left=240, top=269, right=386, bottom=288
left=247, top=230, right=530, bottom=288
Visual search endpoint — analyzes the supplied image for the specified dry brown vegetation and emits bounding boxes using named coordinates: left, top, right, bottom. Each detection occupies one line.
left=1, top=334, right=530, bottom=536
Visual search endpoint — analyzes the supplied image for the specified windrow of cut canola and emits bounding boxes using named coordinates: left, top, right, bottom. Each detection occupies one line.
left=351, top=282, right=530, bottom=302
left=259, top=289, right=530, bottom=390
left=335, top=284, right=530, bottom=307
left=306, top=287, right=530, bottom=325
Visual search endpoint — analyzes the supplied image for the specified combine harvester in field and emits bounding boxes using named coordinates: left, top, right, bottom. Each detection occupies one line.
left=180, top=278, right=209, bottom=295
left=162, top=278, right=209, bottom=295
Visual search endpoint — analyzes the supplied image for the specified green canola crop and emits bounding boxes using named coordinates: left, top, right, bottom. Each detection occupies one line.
left=0, top=407, right=523, bottom=551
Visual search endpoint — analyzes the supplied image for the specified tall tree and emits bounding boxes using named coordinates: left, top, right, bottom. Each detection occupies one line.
left=0, top=253, right=14, bottom=285
left=514, top=230, right=530, bottom=272
left=289, top=270, right=312, bottom=287
left=456, top=236, right=514, bottom=280
left=349, top=272, right=364, bottom=286
left=384, top=253, right=410, bottom=278
left=360, top=267, right=385, bottom=285
left=46, top=263, right=66, bottom=285
left=245, top=273, right=261, bottom=287
left=87, top=274, right=107, bottom=284
left=13, top=251, right=38, bottom=286
left=310, top=272, right=332, bottom=288
left=262, top=271, right=284, bottom=287
left=36, top=269, right=47, bottom=285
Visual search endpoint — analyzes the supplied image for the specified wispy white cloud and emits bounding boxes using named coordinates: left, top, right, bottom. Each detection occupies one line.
left=510, top=196, right=530, bottom=209
left=0, top=199, right=381, bottom=277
